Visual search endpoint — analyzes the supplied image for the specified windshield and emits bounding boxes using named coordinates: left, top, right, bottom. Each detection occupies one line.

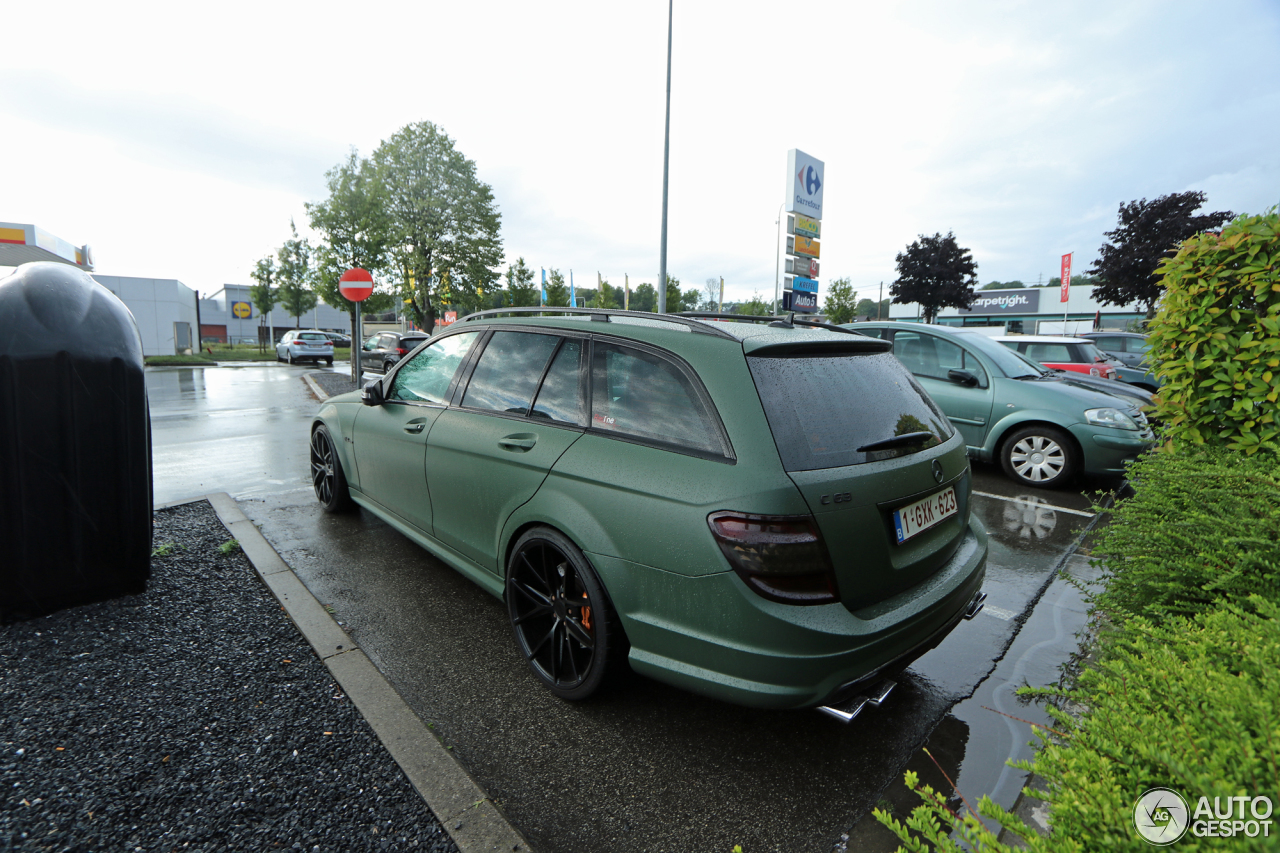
left=953, top=332, right=1047, bottom=378
left=1077, top=342, right=1110, bottom=363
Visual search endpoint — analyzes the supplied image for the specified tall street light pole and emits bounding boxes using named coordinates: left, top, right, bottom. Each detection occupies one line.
left=773, top=202, right=784, bottom=315
left=658, top=0, right=673, bottom=314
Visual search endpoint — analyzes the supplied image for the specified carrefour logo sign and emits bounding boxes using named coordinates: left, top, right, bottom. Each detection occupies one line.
left=786, top=149, right=825, bottom=218
left=958, top=289, right=1042, bottom=314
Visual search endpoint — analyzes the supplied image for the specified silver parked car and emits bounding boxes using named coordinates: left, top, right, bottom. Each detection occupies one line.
left=276, top=330, right=334, bottom=366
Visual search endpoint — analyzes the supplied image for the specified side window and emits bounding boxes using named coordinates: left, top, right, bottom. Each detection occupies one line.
left=1092, top=335, right=1125, bottom=352
left=1129, top=337, right=1151, bottom=355
left=1025, top=343, right=1073, bottom=363
left=961, top=348, right=989, bottom=386
left=893, top=332, right=946, bottom=379
left=530, top=339, right=585, bottom=425
left=461, top=332, right=560, bottom=415
left=589, top=342, right=724, bottom=456
left=388, top=332, right=478, bottom=404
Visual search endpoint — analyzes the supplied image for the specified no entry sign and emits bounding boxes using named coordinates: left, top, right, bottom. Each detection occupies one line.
left=339, top=268, right=374, bottom=302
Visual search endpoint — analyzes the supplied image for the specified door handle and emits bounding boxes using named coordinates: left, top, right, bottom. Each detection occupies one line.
left=498, top=435, right=537, bottom=451
left=403, top=422, right=426, bottom=434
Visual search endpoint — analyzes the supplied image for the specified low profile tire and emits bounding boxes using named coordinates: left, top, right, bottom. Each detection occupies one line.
left=310, top=425, right=354, bottom=512
left=1000, top=425, right=1078, bottom=489
left=506, top=527, right=626, bottom=701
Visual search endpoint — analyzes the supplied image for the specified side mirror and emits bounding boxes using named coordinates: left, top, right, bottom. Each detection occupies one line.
left=947, top=368, right=979, bottom=387
left=361, top=380, right=384, bottom=406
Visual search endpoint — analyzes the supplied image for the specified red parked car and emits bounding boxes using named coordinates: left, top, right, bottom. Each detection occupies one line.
left=993, top=336, right=1121, bottom=379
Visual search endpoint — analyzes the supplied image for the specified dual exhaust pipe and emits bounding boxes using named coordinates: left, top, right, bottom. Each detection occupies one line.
left=817, top=589, right=988, bottom=723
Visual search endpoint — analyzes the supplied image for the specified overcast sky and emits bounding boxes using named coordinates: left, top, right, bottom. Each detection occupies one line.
left=3, top=0, right=1278, bottom=305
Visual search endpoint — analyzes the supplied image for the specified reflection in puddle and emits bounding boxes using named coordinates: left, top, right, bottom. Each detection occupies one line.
left=1002, top=496, right=1058, bottom=540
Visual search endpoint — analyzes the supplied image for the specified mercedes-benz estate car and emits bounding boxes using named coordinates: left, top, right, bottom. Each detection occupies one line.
left=848, top=322, right=1155, bottom=488
left=310, top=309, right=988, bottom=713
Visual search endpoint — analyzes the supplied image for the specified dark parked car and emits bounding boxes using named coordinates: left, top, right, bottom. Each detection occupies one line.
left=310, top=309, right=988, bottom=714
left=321, top=331, right=352, bottom=347
left=359, top=331, right=429, bottom=374
left=1079, top=331, right=1161, bottom=391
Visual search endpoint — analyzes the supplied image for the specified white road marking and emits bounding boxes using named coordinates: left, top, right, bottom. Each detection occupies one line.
left=972, top=490, right=1095, bottom=517
left=982, top=605, right=1018, bottom=621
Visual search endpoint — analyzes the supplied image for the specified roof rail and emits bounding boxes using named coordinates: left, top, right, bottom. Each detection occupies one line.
left=677, top=312, right=863, bottom=336
left=457, top=306, right=739, bottom=340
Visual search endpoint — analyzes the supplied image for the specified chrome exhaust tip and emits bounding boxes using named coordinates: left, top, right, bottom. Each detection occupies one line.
left=817, top=679, right=896, bottom=723
left=963, top=590, right=987, bottom=620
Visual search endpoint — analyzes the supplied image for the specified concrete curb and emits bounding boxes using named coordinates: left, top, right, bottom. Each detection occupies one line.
left=178, top=492, right=532, bottom=853
left=301, top=372, right=327, bottom=401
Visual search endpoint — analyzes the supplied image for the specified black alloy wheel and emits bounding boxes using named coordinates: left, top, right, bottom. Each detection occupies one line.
left=310, top=425, right=354, bottom=512
left=506, top=528, right=624, bottom=701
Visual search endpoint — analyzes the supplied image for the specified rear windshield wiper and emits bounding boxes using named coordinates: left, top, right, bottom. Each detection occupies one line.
left=856, top=431, right=936, bottom=454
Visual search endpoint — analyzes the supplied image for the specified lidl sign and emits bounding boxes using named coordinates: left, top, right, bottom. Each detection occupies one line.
left=231, top=301, right=252, bottom=319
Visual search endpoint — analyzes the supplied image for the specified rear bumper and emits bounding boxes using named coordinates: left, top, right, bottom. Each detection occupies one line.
left=591, top=517, right=988, bottom=710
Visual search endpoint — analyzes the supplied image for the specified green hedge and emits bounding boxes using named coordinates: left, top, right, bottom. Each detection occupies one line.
left=1147, top=210, right=1280, bottom=453
left=1087, top=446, right=1280, bottom=623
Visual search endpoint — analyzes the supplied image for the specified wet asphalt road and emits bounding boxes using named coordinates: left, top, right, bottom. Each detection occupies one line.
left=147, top=364, right=1117, bottom=853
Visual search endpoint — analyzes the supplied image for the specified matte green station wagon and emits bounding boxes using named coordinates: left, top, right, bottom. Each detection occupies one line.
left=309, top=309, right=988, bottom=718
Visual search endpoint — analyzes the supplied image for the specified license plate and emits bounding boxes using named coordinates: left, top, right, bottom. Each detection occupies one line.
left=892, top=487, right=958, bottom=544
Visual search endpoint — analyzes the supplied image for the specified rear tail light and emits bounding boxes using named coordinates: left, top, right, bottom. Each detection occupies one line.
left=707, top=512, right=839, bottom=605
left=395, top=347, right=409, bottom=355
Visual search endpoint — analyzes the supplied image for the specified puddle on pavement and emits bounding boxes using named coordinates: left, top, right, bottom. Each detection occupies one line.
left=843, top=553, right=1103, bottom=848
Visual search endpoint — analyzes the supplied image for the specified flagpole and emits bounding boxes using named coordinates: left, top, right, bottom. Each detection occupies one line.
left=658, top=0, right=673, bottom=314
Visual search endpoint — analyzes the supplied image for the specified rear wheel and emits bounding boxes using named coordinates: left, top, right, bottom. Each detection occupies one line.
left=383, top=360, right=395, bottom=374
left=310, top=425, right=354, bottom=512
left=325, top=358, right=333, bottom=367
left=506, top=527, right=626, bottom=700
left=1000, top=425, right=1078, bottom=488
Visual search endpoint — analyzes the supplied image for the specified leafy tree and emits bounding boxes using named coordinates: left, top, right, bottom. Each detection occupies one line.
left=663, top=275, right=683, bottom=313
left=505, top=257, right=539, bottom=307
left=544, top=268, right=569, bottom=307
left=981, top=279, right=1025, bottom=290
left=276, top=220, right=317, bottom=328
left=854, top=297, right=891, bottom=319
left=249, top=257, right=278, bottom=319
left=736, top=292, right=772, bottom=316
left=630, top=282, right=657, bottom=313
left=823, top=277, right=857, bottom=324
left=681, top=288, right=700, bottom=313
left=372, top=121, right=503, bottom=331
left=592, top=278, right=620, bottom=309
left=890, top=231, right=977, bottom=324
left=306, top=149, right=392, bottom=334
left=1089, top=191, right=1234, bottom=317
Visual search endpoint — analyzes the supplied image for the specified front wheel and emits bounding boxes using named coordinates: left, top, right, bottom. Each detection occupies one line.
left=310, top=425, right=354, bottom=512
left=1000, top=425, right=1078, bottom=488
left=506, top=527, right=626, bottom=701
left=287, top=350, right=295, bottom=364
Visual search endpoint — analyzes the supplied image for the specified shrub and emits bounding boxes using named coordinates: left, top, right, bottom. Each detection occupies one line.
left=1147, top=209, right=1280, bottom=453
left=875, top=599, right=1280, bottom=852
left=1087, top=447, right=1280, bottom=623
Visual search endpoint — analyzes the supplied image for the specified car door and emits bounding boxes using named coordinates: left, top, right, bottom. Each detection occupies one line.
left=890, top=330, right=994, bottom=449
left=351, top=331, right=480, bottom=533
left=425, top=331, right=586, bottom=573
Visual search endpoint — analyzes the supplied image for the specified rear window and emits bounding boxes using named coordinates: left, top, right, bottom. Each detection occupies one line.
left=748, top=351, right=954, bottom=471
left=298, top=333, right=327, bottom=341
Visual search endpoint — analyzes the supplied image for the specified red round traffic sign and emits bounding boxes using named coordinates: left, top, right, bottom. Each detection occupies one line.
left=339, top=268, right=374, bottom=302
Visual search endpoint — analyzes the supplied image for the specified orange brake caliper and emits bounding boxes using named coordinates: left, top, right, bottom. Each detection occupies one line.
left=581, top=592, right=592, bottom=631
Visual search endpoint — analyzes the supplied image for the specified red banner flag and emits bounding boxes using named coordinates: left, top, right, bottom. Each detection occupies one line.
left=1060, top=253, right=1072, bottom=303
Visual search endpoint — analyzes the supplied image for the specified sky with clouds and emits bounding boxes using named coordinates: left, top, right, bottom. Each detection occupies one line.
left=3, top=0, right=1278, bottom=305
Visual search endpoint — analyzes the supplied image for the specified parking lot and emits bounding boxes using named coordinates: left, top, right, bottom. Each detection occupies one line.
left=148, top=363, right=1115, bottom=852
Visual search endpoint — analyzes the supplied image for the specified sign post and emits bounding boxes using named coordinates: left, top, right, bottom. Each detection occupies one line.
left=339, top=268, right=375, bottom=384
left=1060, top=252, right=1073, bottom=332
left=781, top=149, right=825, bottom=314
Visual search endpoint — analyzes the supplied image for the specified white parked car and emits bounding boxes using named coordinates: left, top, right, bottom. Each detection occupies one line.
left=276, top=330, right=334, bottom=366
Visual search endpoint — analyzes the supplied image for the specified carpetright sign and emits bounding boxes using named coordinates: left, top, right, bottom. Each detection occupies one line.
left=958, top=289, right=1042, bottom=315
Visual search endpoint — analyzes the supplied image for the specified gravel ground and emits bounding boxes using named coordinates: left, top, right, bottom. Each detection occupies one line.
left=0, top=501, right=457, bottom=853
left=307, top=372, right=359, bottom=399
